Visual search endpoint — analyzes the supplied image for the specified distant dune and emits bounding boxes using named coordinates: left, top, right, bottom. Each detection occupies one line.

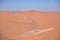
left=0, top=10, right=60, bottom=40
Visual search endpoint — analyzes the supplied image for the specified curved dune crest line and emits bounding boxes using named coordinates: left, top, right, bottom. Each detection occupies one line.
left=21, top=27, right=54, bottom=37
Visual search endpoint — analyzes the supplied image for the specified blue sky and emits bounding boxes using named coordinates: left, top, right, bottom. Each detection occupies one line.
left=0, top=0, right=59, bottom=11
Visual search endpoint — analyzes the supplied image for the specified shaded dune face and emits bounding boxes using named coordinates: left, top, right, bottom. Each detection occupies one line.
left=0, top=11, right=60, bottom=40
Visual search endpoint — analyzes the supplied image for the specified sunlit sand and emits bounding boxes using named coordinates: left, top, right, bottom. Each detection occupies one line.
left=0, top=10, right=59, bottom=40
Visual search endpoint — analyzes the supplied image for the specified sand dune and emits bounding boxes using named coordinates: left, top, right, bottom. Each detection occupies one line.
left=0, top=10, right=60, bottom=40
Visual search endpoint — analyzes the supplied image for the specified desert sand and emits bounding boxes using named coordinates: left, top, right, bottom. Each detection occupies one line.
left=0, top=10, right=60, bottom=40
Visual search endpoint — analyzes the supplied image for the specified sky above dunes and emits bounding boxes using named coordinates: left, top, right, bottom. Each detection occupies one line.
left=0, top=0, right=59, bottom=11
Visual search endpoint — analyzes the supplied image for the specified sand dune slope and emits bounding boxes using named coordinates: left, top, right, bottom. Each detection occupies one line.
left=0, top=11, right=60, bottom=40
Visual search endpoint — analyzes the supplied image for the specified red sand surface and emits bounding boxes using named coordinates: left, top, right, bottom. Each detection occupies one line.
left=0, top=10, right=60, bottom=40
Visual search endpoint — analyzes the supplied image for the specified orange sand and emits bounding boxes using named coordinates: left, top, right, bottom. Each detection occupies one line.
left=0, top=10, right=60, bottom=40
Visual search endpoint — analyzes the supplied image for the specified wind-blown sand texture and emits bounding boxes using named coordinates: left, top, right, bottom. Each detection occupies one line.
left=0, top=10, right=60, bottom=40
